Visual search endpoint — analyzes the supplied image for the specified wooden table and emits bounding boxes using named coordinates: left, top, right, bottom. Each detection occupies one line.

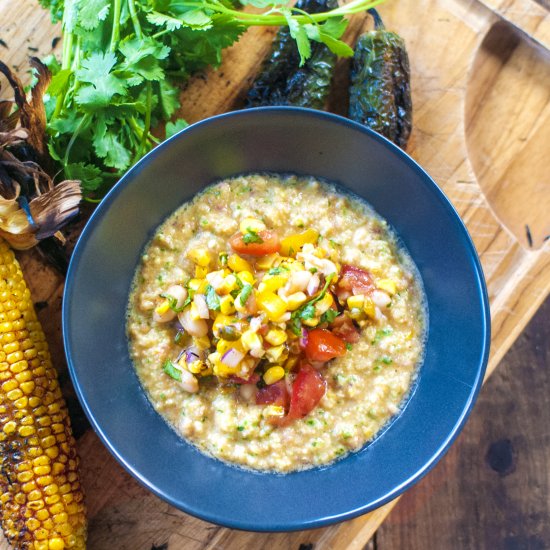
left=1, top=0, right=549, bottom=547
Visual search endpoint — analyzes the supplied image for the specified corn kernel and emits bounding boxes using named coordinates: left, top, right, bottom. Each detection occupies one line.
left=154, top=300, right=171, bottom=315
left=302, top=317, right=320, bottom=327
left=265, top=344, right=287, bottom=363
left=187, top=278, right=208, bottom=293
left=48, top=538, right=65, bottom=550
left=284, top=292, right=307, bottom=311
left=258, top=274, right=288, bottom=293
left=263, top=366, right=285, bottom=385
left=3, top=420, right=16, bottom=434
left=265, top=329, right=287, bottom=346
left=36, top=508, right=49, bottom=521
left=373, top=276, right=398, bottom=294
left=256, top=253, right=279, bottom=270
left=217, top=274, right=238, bottom=295
left=19, top=425, right=36, bottom=437
left=241, top=330, right=262, bottom=351
left=227, top=254, right=252, bottom=273
left=188, top=360, right=203, bottom=374
left=347, top=295, right=365, bottom=309
left=239, top=217, right=266, bottom=233
left=314, top=292, right=334, bottom=315
left=26, top=517, right=41, bottom=531
left=1, top=378, right=17, bottom=392
left=219, top=295, right=236, bottom=315
left=280, top=228, right=319, bottom=257
left=192, top=265, right=206, bottom=279
left=363, top=297, right=376, bottom=318
left=256, top=291, right=287, bottom=321
left=187, top=248, right=212, bottom=267
left=237, top=271, right=254, bottom=285
left=349, top=307, right=365, bottom=320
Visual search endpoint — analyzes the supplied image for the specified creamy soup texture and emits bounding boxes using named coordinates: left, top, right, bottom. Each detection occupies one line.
left=127, top=174, right=426, bottom=472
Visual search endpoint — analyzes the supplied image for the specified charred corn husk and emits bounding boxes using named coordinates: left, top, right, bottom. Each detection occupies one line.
left=0, top=239, right=86, bottom=549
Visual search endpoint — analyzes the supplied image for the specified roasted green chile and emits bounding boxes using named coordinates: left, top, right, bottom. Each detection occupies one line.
left=246, top=0, right=337, bottom=109
left=348, top=10, right=412, bottom=149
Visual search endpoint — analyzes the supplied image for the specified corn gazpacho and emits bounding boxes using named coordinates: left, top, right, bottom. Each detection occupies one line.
left=127, top=174, right=426, bottom=472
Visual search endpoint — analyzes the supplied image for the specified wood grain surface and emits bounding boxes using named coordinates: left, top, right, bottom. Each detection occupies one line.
left=372, top=296, right=550, bottom=550
left=0, top=0, right=549, bottom=548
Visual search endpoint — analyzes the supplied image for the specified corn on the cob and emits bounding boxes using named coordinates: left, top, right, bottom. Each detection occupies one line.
left=0, top=239, right=86, bottom=549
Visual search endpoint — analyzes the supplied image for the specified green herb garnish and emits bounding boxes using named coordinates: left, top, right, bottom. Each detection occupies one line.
left=238, top=283, right=253, bottom=307
left=163, top=359, right=181, bottom=381
left=242, top=228, right=264, bottom=244
left=320, top=309, right=340, bottom=324
left=205, top=284, right=221, bottom=311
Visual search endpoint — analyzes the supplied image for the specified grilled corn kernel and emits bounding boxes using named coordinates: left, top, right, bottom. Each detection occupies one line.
left=195, top=265, right=209, bottom=279
left=258, top=274, right=287, bottom=293
left=262, top=405, right=284, bottom=419
left=217, top=274, right=238, bottom=295
left=302, top=316, right=320, bottom=327
left=227, top=254, right=252, bottom=273
left=284, top=292, right=307, bottom=311
left=376, top=279, right=397, bottom=295
left=347, top=295, right=365, bottom=310
left=188, top=278, right=208, bottom=293
left=265, top=329, right=287, bottom=346
left=314, top=292, right=334, bottom=315
left=256, top=291, right=287, bottom=321
left=265, top=344, right=287, bottom=363
left=188, top=360, right=203, bottom=374
left=239, top=217, right=266, bottom=233
left=193, top=336, right=210, bottom=349
left=237, top=271, right=254, bottom=286
left=363, top=296, right=376, bottom=318
left=263, top=366, right=285, bottom=385
left=187, top=248, right=212, bottom=267
left=0, top=239, right=87, bottom=549
left=241, top=330, right=262, bottom=352
left=154, top=300, right=171, bottom=315
left=219, top=295, right=236, bottom=315
left=256, top=253, right=279, bottom=270
left=280, top=228, right=319, bottom=257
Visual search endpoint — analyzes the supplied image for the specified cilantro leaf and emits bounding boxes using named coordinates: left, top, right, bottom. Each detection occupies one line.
left=65, top=162, right=103, bottom=192
left=166, top=118, right=189, bottom=138
left=205, top=285, right=221, bottom=311
left=238, top=283, right=253, bottom=307
left=78, top=0, right=110, bottom=30
left=268, top=266, right=288, bottom=275
left=147, top=11, right=183, bottom=31
left=75, top=52, right=127, bottom=108
left=321, top=309, right=340, bottom=324
left=47, top=69, right=72, bottom=97
left=242, top=228, right=264, bottom=244
left=163, top=359, right=182, bottom=381
left=282, top=8, right=311, bottom=66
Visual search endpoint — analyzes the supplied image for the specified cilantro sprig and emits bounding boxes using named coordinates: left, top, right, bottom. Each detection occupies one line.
left=39, top=0, right=386, bottom=200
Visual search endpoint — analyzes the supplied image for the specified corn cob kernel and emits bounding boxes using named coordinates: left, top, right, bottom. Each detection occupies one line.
left=0, top=240, right=86, bottom=549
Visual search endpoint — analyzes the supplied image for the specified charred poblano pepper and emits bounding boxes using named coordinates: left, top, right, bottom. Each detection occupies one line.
left=246, top=0, right=337, bottom=109
left=348, top=9, right=412, bottom=148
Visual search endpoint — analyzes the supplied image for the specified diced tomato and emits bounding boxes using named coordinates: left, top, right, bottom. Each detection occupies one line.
left=304, top=328, right=347, bottom=362
left=330, top=314, right=361, bottom=343
left=338, top=264, right=375, bottom=296
left=255, top=380, right=289, bottom=409
left=229, top=230, right=281, bottom=256
left=229, top=373, right=260, bottom=385
left=282, top=363, right=326, bottom=424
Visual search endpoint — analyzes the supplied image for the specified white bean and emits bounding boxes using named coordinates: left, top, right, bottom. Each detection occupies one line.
left=372, top=290, right=391, bottom=308
left=178, top=308, right=208, bottom=337
left=166, top=285, right=187, bottom=309
left=179, top=369, right=199, bottom=393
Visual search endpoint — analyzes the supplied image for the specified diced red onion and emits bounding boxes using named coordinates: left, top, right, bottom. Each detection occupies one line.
left=221, top=347, right=245, bottom=368
left=249, top=315, right=262, bottom=332
left=194, top=294, right=210, bottom=319
left=185, top=345, right=201, bottom=363
left=307, top=273, right=320, bottom=296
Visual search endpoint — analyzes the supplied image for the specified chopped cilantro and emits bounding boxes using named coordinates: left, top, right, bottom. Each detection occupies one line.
left=162, top=360, right=181, bottom=381
left=219, top=253, right=228, bottom=267
left=242, top=228, right=264, bottom=244
left=205, top=284, right=221, bottom=311
left=238, top=283, right=253, bottom=307
left=345, top=342, right=353, bottom=351
left=237, top=425, right=245, bottom=432
left=267, top=266, right=288, bottom=276
left=320, top=309, right=340, bottom=324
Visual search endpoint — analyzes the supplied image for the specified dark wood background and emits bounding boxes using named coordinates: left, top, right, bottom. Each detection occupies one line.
left=366, top=297, right=550, bottom=550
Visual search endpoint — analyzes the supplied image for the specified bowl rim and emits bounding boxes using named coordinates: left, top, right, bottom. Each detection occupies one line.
left=63, top=106, right=491, bottom=531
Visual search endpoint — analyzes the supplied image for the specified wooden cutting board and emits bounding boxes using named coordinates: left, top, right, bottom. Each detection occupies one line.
left=1, top=0, right=549, bottom=547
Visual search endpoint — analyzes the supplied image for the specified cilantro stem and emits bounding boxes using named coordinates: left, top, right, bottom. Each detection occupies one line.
left=63, top=114, right=90, bottom=171
left=109, top=0, right=123, bottom=52
left=127, top=0, right=143, bottom=39
left=134, top=82, right=152, bottom=163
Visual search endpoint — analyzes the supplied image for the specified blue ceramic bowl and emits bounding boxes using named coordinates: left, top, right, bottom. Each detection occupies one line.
left=63, top=107, right=490, bottom=531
